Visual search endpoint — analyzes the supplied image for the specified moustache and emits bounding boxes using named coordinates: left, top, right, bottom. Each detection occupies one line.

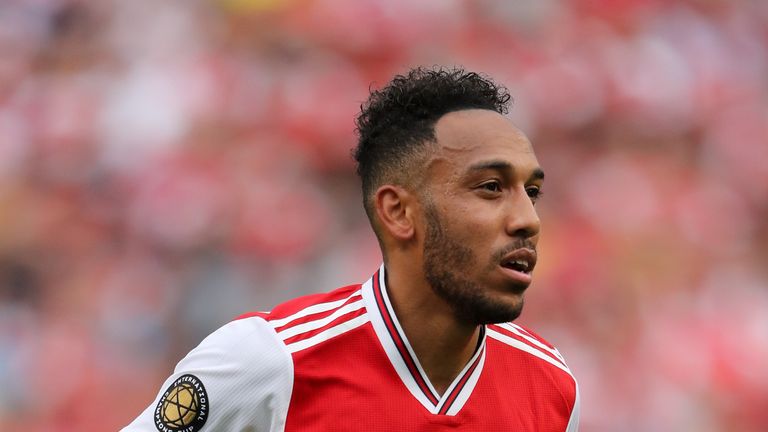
left=491, top=240, right=537, bottom=262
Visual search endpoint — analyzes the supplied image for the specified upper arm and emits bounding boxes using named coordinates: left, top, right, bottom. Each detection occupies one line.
left=121, top=317, right=294, bottom=432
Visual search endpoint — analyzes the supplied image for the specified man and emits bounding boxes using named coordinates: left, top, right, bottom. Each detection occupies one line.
left=123, top=67, right=579, bottom=431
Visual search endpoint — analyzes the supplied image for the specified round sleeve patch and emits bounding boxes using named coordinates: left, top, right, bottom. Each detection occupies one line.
left=154, top=374, right=209, bottom=432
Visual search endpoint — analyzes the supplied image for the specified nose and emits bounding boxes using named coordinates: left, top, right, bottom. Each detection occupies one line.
left=504, top=190, right=541, bottom=239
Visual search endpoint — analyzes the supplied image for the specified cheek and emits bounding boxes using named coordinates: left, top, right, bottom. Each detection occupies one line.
left=441, top=207, right=498, bottom=244
left=428, top=191, right=503, bottom=241
left=454, top=197, right=500, bottom=224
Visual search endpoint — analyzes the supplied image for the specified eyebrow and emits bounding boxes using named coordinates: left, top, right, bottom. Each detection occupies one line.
left=467, top=160, right=545, bottom=182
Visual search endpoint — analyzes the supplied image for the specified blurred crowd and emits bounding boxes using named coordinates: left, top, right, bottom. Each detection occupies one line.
left=0, top=0, right=766, bottom=430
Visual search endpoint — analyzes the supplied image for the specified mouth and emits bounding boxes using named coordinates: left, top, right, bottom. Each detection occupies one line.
left=499, top=248, right=537, bottom=286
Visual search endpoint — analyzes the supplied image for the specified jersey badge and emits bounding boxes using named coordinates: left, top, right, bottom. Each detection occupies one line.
left=154, top=374, right=209, bottom=432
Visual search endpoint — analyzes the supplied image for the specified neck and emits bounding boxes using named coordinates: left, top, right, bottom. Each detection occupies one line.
left=384, top=259, right=481, bottom=396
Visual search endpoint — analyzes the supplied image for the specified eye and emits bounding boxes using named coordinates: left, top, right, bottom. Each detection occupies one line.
left=526, top=186, right=543, bottom=201
left=480, top=181, right=502, bottom=193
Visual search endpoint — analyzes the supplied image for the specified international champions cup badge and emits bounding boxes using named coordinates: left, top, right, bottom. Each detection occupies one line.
left=154, top=374, right=209, bottom=432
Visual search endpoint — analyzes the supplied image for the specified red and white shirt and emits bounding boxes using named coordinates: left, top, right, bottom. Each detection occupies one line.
left=123, top=266, right=579, bottom=431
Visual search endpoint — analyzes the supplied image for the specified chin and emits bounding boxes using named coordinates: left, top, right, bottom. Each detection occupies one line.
left=494, top=301, right=525, bottom=323
left=455, top=294, right=525, bottom=325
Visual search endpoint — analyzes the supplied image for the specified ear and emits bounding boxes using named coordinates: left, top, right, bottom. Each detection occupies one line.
left=373, top=185, right=417, bottom=242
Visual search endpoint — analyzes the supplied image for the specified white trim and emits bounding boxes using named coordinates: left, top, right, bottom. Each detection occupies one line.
left=362, top=265, right=490, bottom=416
left=362, top=271, right=441, bottom=414
left=565, top=382, right=580, bottom=432
left=285, top=313, right=370, bottom=354
left=487, top=329, right=574, bottom=378
left=375, top=269, right=441, bottom=401
left=439, top=341, right=487, bottom=416
left=268, top=290, right=362, bottom=329
left=498, top=323, right=567, bottom=364
left=275, top=300, right=366, bottom=341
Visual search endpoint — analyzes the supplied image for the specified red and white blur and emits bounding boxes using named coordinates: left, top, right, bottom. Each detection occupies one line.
left=0, top=0, right=766, bottom=431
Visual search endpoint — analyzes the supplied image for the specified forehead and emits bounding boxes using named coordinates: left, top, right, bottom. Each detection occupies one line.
left=430, top=109, right=538, bottom=175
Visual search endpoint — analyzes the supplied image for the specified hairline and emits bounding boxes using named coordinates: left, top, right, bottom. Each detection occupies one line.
left=365, top=107, right=504, bottom=242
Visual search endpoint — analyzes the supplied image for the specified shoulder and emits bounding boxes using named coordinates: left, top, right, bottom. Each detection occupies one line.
left=121, top=316, right=294, bottom=431
left=238, top=284, right=369, bottom=355
left=487, top=322, right=579, bottom=429
left=184, top=316, right=290, bottom=376
left=122, top=285, right=368, bottom=431
left=238, top=284, right=363, bottom=322
left=486, top=322, right=580, bottom=431
left=486, top=322, right=575, bottom=381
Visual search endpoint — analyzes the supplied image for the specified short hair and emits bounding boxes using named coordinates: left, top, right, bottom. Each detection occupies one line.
left=353, top=66, right=512, bottom=224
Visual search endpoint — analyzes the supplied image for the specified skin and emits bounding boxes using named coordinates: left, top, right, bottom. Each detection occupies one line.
left=372, top=109, right=543, bottom=395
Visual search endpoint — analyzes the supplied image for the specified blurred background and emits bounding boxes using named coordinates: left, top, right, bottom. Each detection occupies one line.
left=0, top=0, right=766, bottom=430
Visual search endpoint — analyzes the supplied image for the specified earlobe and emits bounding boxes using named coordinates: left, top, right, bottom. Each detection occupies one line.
left=374, top=185, right=415, bottom=241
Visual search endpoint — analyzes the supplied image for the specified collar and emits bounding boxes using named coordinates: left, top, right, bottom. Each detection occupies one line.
left=361, top=264, right=487, bottom=416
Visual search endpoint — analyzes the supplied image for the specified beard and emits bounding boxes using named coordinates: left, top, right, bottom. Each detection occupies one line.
left=422, top=203, right=526, bottom=326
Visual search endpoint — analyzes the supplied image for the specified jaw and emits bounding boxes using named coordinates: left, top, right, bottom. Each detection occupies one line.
left=429, top=273, right=527, bottom=326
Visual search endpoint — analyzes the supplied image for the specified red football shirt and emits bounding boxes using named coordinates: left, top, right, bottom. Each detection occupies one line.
left=123, top=266, right=579, bottom=431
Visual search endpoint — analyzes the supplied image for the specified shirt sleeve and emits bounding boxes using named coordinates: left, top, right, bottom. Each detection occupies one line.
left=121, top=316, right=294, bottom=432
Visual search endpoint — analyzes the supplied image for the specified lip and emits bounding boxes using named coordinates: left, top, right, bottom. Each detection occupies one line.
left=498, top=248, right=537, bottom=286
left=498, top=265, right=533, bottom=286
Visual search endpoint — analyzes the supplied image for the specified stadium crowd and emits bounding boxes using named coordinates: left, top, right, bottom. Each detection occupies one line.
left=0, top=0, right=766, bottom=430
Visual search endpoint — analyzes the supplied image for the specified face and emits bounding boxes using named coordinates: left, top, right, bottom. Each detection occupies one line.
left=420, top=109, right=543, bottom=325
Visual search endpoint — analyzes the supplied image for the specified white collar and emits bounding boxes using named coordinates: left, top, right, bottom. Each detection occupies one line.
left=361, top=264, right=487, bottom=416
